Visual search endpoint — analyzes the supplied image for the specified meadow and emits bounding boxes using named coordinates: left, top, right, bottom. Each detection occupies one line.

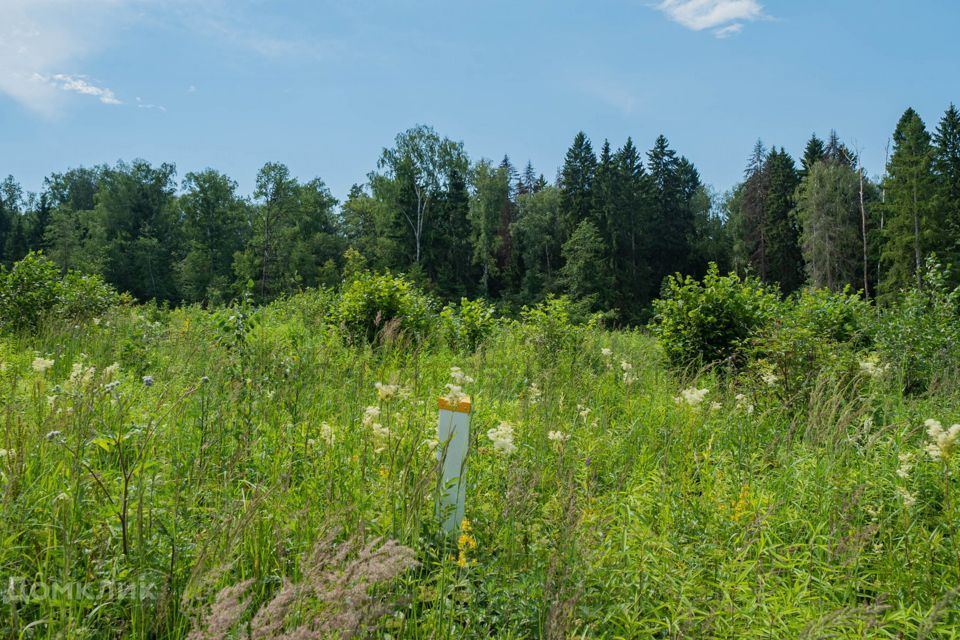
left=2, top=263, right=960, bottom=638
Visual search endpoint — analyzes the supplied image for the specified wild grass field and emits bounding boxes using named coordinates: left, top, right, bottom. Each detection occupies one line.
left=3, top=258, right=960, bottom=639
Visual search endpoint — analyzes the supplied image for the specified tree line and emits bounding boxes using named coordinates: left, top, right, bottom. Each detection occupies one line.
left=1, top=105, right=958, bottom=321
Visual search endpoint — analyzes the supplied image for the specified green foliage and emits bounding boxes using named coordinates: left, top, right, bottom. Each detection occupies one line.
left=439, top=297, right=497, bottom=352
left=336, top=271, right=436, bottom=344
left=752, top=287, right=873, bottom=399
left=0, top=252, right=120, bottom=330
left=518, top=295, right=586, bottom=358
left=874, top=257, right=960, bottom=393
left=651, top=263, right=780, bottom=367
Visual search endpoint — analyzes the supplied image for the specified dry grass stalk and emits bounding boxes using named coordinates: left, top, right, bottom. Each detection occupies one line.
left=187, top=529, right=418, bottom=640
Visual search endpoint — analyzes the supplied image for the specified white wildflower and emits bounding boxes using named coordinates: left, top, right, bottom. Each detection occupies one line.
left=362, top=406, right=381, bottom=427
left=32, top=357, right=55, bottom=374
left=761, top=372, right=779, bottom=387
left=858, top=355, right=889, bottom=379
left=897, top=452, right=914, bottom=479
left=577, top=404, right=591, bottom=419
left=444, top=384, right=467, bottom=405
left=450, top=367, right=475, bottom=384
left=898, top=487, right=916, bottom=508
left=374, top=381, right=399, bottom=402
left=924, top=418, right=960, bottom=461
left=320, top=421, right=335, bottom=446
left=548, top=430, right=570, bottom=443
left=486, top=421, right=517, bottom=455
left=620, top=360, right=633, bottom=372
left=103, top=362, right=121, bottom=380
left=710, top=402, right=722, bottom=411
left=601, top=347, right=613, bottom=357
left=678, top=387, right=710, bottom=407
left=527, top=382, right=543, bottom=404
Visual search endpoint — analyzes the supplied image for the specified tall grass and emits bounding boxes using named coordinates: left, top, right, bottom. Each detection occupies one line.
left=1, top=292, right=959, bottom=638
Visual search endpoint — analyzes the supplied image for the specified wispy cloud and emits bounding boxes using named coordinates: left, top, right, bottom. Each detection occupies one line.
left=0, top=0, right=332, bottom=116
left=654, top=0, right=768, bottom=38
left=0, top=0, right=131, bottom=114
left=135, top=97, right=166, bottom=111
left=34, top=73, right=123, bottom=104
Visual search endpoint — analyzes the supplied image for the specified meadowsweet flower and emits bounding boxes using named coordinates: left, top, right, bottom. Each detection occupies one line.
left=372, top=423, right=390, bottom=440
left=601, top=347, right=613, bottom=357
left=623, top=371, right=637, bottom=385
left=103, top=362, right=120, bottom=380
left=487, top=421, right=516, bottom=455
left=897, top=452, right=914, bottom=479
left=68, top=362, right=96, bottom=387
left=898, top=487, right=916, bottom=508
left=577, top=404, right=591, bottom=419
left=32, top=357, right=55, bottom=374
left=677, top=387, right=710, bottom=407
left=858, top=355, right=889, bottom=379
left=374, top=381, right=399, bottom=402
left=450, top=367, right=475, bottom=384
left=548, top=430, right=570, bottom=443
left=527, top=383, right=543, bottom=404
left=709, top=402, right=722, bottom=411
left=620, top=360, right=632, bottom=373
left=320, top=421, right=335, bottom=446
left=0, top=449, right=8, bottom=458
left=734, top=393, right=754, bottom=414
left=761, top=372, right=779, bottom=387
left=444, top=384, right=467, bottom=405
left=362, top=406, right=381, bottom=427
left=924, top=418, right=960, bottom=461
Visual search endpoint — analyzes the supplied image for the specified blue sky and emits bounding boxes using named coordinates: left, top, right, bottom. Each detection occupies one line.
left=2, top=0, right=958, bottom=202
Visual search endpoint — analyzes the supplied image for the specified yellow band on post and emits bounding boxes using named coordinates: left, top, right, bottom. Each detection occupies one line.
left=438, top=396, right=472, bottom=414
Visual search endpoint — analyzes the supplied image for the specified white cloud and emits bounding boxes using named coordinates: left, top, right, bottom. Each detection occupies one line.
left=655, top=0, right=767, bottom=37
left=713, top=23, right=744, bottom=38
left=0, top=0, right=327, bottom=115
left=35, top=73, right=123, bottom=104
left=136, top=96, right=166, bottom=111
left=0, top=0, right=131, bottom=114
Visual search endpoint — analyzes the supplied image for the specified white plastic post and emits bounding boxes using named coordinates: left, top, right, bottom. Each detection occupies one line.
left=437, top=395, right=471, bottom=535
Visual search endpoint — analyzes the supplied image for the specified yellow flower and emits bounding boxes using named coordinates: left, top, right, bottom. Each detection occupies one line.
left=457, top=518, right=477, bottom=567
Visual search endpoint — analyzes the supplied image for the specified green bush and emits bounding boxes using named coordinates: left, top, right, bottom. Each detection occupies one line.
left=874, top=257, right=960, bottom=393
left=751, top=287, right=873, bottom=399
left=0, top=252, right=121, bottom=331
left=650, top=263, right=780, bottom=368
left=336, top=271, right=436, bottom=344
left=440, top=297, right=498, bottom=352
left=518, top=295, right=589, bottom=358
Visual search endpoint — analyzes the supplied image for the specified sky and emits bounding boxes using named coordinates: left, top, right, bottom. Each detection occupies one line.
left=2, top=0, right=959, bottom=203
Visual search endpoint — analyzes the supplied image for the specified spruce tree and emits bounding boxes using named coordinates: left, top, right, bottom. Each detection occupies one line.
left=933, top=104, right=960, bottom=267
left=801, top=134, right=826, bottom=178
left=881, top=108, right=936, bottom=294
left=558, top=132, right=596, bottom=243
left=764, top=148, right=804, bottom=292
left=646, top=135, right=691, bottom=289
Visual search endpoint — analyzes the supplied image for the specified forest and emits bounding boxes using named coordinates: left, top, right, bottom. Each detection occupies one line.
left=3, top=104, right=959, bottom=320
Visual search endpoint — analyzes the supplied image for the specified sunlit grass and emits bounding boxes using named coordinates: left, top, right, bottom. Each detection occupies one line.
left=1, top=294, right=959, bottom=638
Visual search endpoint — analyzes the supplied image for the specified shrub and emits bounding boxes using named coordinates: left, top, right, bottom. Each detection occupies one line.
left=518, top=295, right=589, bottom=358
left=751, top=287, right=873, bottom=399
left=336, top=271, right=436, bottom=344
left=650, top=263, right=780, bottom=368
left=874, top=257, right=960, bottom=394
left=440, top=297, right=498, bottom=352
left=0, top=252, right=121, bottom=331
